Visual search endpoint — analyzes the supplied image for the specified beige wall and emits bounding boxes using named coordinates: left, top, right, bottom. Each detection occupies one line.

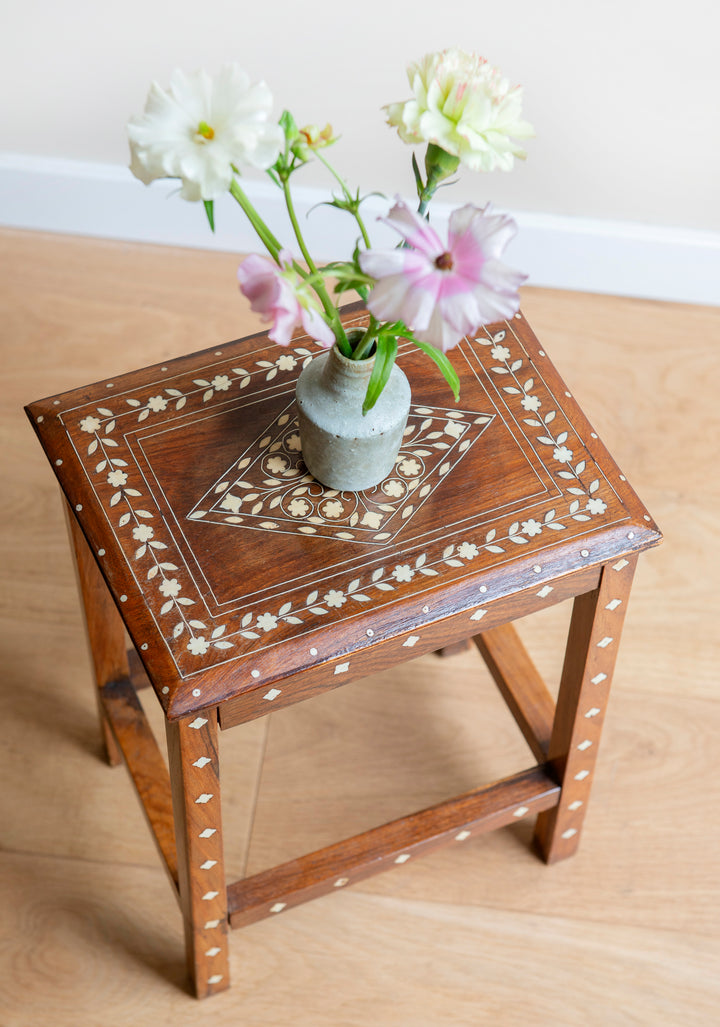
left=3, top=0, right=718, bottom=231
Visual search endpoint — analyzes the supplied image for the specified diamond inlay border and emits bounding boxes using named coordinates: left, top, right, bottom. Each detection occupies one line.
left=188, top=403, right=495, bottom=544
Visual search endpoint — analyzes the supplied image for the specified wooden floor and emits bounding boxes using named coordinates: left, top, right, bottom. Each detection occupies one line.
left=1, top=228, right=718, bottom=1025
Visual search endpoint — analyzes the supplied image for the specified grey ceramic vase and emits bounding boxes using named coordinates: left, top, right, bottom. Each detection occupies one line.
left=295, top=343, right=411, bottom=491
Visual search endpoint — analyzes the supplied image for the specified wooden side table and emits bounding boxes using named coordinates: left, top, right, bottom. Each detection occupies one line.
left=26, top=308, right=661, bottom=998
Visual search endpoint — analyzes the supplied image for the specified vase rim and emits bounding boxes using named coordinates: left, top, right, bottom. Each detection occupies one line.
left=330, top=341, right=375, bottom=374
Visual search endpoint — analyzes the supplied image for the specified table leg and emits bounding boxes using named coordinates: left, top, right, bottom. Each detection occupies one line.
left=534, top=554, right=638, bottom=863
left=166, top=712, right=230, bottom=998
left=64, top=501, right=128, bottom=766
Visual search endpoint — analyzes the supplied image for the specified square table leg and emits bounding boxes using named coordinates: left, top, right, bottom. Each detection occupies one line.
left=166, top=713, right=230, bottom=998
left=64, top=500, right=128, bottom=766
left=534, top=554, right=638, bottom=862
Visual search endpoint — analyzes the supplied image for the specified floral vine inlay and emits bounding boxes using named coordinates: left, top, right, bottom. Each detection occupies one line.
left=60, top=318, right=621, bottom=671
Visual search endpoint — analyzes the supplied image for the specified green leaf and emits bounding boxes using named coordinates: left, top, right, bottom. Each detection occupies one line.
left=362, top=335, right=398, bottom=414
left=411, top=151, right=424, bottom=199
left=203, top=200, right=215, bottom=233
left=412, top=340, right=460, bottom=402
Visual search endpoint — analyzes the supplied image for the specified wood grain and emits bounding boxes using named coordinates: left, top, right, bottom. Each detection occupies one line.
left=228, top=765, right=559, bottom=928
left=3, top=228, right=718, bottom=1022
left=100, top=677, right=178, bottom=889
left=166, top=712, right=230, bottom=998
left=475, top=622, right=556, bottom=761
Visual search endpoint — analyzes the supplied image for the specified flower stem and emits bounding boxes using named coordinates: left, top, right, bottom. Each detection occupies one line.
left=281, top=177, right=351, bottom=356
left=228, top=178, right=284, bottom=262
left=316, top=151, right=372, bottom=249
left=352, top=317, right=379, bottom=361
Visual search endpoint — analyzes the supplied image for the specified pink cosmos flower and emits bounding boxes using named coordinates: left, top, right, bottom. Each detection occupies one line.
left=359, top=198, right=526, bottom=351
left=238, top=249, right=335, bottom=348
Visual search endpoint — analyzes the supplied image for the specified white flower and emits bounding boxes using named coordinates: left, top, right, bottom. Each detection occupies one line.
left=382, top=479, right=405, bottom=498
left=187, top=636, right=209, bottom=655
left=392, top=564, right=415, bottom=582
left=211, top=374, right=231, bottom=391
left=324, top=589, right=346, bottom=608
left=286, top=433, right=302, bottom=452
left=587, top=497, right=607, bottom=515
left=521, top=394, right=541, bottom=412
left=361, top=511, right=383, bottom=528
left=491, top=344, right=511, bottom=361
left=553, top=445, right=573, bottom=464
left=128, top=65, right=284, bottom=201
left=444, top=420, right=464, bottom=439
left=132, top=524, right=154, bottom=542
left=256, top=612, right=278, bottom=632
left=159, top=577, right=181, bottom=598
left=266, top=455, right=289, bottom=474
left=80, top=416, right=101, bottom=434
left=288, top=498, right=310, bottom=517
left=147, top=395, right=168, bottom=412
left=220, top=495, right=242, bottom=513
left=521, top=519, right=542, bottom=537
left=322, top=500, right=344, bottom=519
left=457, top=542, right=479, bottom=559
left=398, top=458, right=421, bottom=477
left=386, top=49, right=534, bottom=173
left=107, top=469, right=128, bottom=487
left=276, top=354, right=297, bottom=371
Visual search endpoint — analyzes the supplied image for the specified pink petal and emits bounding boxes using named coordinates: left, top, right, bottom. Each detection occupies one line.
left=301, top=306, right=335, bottom=347
left=380, top=197, right=444, bottom=257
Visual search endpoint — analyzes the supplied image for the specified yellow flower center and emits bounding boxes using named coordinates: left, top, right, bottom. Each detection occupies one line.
left=196, top=121, right=215, bottom=141
left=435, top=252, right=454, bottom=271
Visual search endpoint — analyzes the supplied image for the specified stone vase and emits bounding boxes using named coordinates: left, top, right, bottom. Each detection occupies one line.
left=295, top=343, right=411, bottom=492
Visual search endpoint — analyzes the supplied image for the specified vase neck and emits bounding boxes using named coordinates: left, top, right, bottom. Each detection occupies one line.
left=320, top=343, right=375, bottom=398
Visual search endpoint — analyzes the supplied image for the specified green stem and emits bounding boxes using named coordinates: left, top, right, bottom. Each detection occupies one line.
left=281, top=176, right=350, bottom=356
left=352, top=317, right=379, bottom=361
left=228, top=178, right=283, bottom=262
left=316, top=151, right=372, bottom=249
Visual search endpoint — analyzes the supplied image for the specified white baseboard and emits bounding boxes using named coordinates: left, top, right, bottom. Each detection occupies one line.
left=2, top=153, right=718, bottom=305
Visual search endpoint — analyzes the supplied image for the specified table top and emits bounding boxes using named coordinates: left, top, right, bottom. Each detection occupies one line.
left=27, top=307, right=661, bottom=718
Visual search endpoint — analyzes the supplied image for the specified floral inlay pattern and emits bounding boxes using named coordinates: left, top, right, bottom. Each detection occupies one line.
left=50, top=316, right=631, bottom=677
left=187, top=404, right=495, bottom=544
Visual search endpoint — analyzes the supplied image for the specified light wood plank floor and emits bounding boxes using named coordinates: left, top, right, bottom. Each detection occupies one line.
left=1, top=229, right=718, bottom=1026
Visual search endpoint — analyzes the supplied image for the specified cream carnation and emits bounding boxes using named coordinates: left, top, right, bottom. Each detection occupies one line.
left=386, top=49, right=534, bottom=173
left=128, top=65, right=283, bottom=201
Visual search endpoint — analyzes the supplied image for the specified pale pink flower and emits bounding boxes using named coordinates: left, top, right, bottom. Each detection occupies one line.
left=238, top=250, right=335, bottom=348
left=360, top=199, right=526, bottom=352
left=386, top=49, right=534, bottom=173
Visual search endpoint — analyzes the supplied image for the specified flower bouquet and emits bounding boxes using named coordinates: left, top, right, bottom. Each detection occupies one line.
left=128, top=49, right=533, bottom=489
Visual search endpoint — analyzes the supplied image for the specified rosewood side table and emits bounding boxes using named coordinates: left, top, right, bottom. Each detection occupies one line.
left=26, top=308, right=661, bottom=998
